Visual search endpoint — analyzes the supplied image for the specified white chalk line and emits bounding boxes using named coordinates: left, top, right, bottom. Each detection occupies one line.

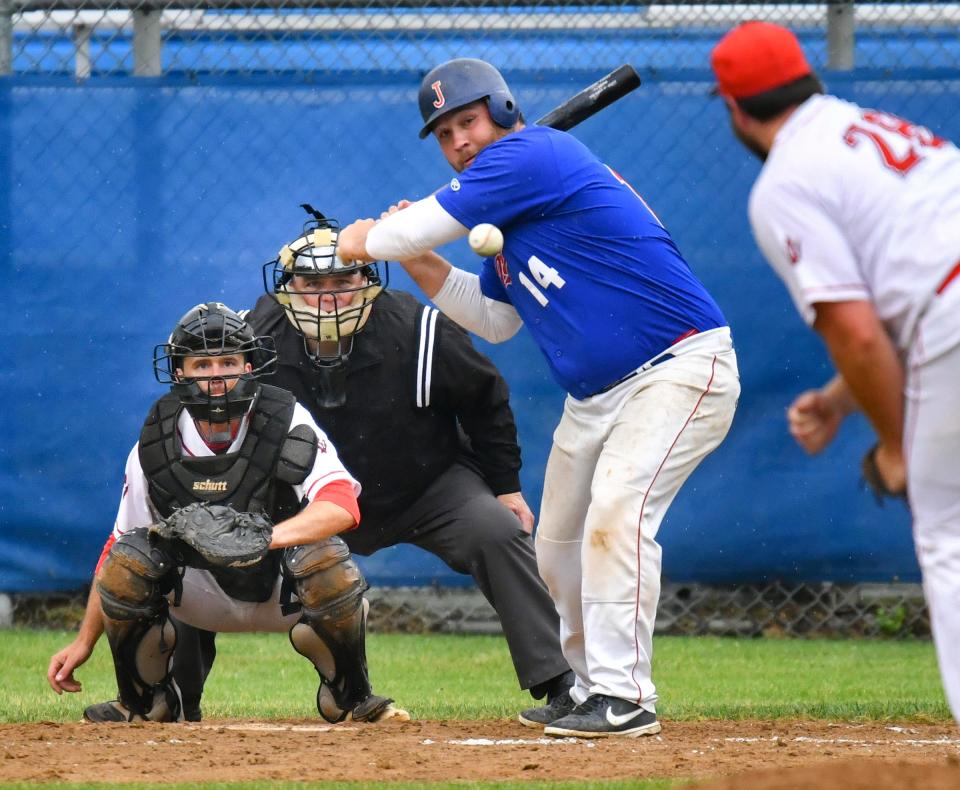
left=722, top=735, right=960, bottom=747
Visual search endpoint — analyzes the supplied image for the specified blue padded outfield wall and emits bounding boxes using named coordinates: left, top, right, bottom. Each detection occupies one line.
left=2, top=25, right=953, bottom=592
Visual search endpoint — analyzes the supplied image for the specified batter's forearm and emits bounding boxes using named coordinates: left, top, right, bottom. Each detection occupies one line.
left=434, top=267, right=523, bottom=343
left=399, top=252, right=453, bottom=298
left=366, top=195, right=467, bottom=260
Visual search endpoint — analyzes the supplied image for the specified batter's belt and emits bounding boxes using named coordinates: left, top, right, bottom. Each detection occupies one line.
left=588, top=350, right=676, bottom=398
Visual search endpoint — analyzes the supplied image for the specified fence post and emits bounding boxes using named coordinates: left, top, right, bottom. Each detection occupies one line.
left=74, top=23, right=91, bottom=80
left=827, top=0, right=855, bottom=70
left=0, top=0, right=12, bottom=76
left=133, top=7, right=162, bottom=76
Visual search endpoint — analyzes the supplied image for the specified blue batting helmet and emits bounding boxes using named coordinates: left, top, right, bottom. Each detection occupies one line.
left=417, top=58, right=520, bottom=139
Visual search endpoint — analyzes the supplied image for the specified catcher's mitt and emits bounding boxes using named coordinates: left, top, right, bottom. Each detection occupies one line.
left=861, top=443, right=907, bottom=505
left=150, top=502, right=273, bottom=569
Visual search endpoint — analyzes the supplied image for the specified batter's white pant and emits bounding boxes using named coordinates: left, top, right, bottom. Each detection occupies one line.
left=907, top=282, right=960, bottom=723
left=536, top=327, right=740, bottom=710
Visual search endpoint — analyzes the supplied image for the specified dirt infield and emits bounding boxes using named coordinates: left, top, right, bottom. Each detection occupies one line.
left=2, top=718, right=958, bottom=786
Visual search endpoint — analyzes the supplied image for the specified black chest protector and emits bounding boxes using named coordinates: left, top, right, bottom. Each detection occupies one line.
left=138, top=384, right=319, bottom=602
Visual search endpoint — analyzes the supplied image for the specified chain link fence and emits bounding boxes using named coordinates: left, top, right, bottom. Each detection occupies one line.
left=3, top=2, right=960, bottom=78
left=4, top=582, right=931, bottom=638
left=4, top=3, right=957, bottom=637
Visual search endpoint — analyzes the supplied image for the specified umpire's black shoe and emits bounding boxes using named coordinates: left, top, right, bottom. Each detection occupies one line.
left=181, top=695, right=202, bottom=722
left=182, top=704, right=202, bottom=723
left=518, top=690, right=577, bottom=728
left=544, top=694, right=661, bottom=739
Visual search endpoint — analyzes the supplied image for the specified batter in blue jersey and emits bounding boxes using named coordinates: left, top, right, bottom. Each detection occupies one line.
left=338, top=58, right=741, bottom=739
left=435, top=123, right=726, bottom=398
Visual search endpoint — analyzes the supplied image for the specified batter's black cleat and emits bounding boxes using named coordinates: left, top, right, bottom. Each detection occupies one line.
left=544, top=694, right=661, bottom=738
left=518, top=689, right=577, bottom=728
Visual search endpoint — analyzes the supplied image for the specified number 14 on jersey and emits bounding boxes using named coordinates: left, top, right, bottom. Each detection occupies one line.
left=519, top=255, right=566, bottom=307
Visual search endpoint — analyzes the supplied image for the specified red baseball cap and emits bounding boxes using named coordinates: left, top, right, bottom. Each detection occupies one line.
left=711, top=21, right=813, bottom=99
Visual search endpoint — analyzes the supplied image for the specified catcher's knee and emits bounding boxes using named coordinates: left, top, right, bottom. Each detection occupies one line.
left=283, top=536, right=367, bottom=617
left=97, top=528, right=176, bottom=621
left=283, top=538, right=372, bottom=722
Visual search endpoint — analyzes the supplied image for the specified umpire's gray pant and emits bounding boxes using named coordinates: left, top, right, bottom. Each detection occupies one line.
left=345, top=461, right=569, bottom=692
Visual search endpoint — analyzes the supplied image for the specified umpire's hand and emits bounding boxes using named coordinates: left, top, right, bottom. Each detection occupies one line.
left=498, top=492, right=535, bottom=534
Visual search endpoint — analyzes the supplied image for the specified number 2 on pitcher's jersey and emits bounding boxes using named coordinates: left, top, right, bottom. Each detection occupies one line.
left=843, top=109, right=945, bottom=176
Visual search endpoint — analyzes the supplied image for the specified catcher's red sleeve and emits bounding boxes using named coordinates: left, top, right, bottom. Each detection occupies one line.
left=312, top=478, right=361, bottom=529
left=94, top=534, right=116, bottom=576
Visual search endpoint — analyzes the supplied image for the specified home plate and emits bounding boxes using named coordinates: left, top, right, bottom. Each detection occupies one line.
left=197, top=723, right=358, bottom=733
left=423, top=737, right=595, bottom=747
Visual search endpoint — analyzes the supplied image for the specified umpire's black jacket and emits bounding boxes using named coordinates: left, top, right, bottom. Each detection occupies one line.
left=247, top=290, right=523, bottom=536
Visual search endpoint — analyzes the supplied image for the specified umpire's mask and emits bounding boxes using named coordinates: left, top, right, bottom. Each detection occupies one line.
left=262, top=206, right=387, bottom=408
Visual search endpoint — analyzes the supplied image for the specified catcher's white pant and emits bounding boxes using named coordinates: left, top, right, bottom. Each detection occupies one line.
left=906, top=281, right=960, bottom=722
left=168, top=569, right=299, bottom=633
left=536, top=327, right=739, bottom=710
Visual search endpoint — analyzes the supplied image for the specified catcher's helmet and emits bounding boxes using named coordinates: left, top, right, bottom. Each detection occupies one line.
left=418, top=58, right=520, bottom=139
left=154, top=302, right=277, bottom=428
left=263, top=206, right=387, bottom=370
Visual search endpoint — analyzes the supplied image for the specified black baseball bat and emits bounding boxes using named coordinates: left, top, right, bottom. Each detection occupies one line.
left=535, top=64, right=642, bottom=131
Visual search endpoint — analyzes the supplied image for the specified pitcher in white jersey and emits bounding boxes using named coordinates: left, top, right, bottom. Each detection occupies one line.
left=712, top=21, right=960, bottom=722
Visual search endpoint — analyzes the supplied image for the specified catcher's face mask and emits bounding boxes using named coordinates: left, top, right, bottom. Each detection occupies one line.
left=154, top=302, right=278, bottom=441
left=178, top=354, right=252, bottom=397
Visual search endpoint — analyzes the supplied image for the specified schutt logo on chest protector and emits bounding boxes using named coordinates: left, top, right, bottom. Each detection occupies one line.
left=192, top=479, right=230, bottom=493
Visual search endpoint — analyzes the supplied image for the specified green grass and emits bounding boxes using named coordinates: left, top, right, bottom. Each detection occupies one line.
left=6, top=629, right=950, bottom=723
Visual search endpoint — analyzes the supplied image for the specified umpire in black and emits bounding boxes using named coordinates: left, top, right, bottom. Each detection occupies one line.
left=175, top=209, right=571, bottom=718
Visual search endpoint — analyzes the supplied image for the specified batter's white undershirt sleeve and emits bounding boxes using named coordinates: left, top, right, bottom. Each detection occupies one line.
left=433, top=266, right=523, bottom=344
left=366, top=195, right=467, bottom=260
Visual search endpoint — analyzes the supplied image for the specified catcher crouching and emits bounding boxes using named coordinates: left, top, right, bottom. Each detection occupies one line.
left=47, top=302, right=408, bottom=725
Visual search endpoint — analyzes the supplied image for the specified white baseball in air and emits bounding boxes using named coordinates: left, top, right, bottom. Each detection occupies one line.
left=468, top=223, right=504, bottom=257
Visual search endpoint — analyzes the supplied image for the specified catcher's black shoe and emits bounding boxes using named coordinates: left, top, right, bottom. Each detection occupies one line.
left=83, top=701, right=135, bottom=723
left=518, top=689, right=577, bottom=728
left=544, top=694, right=661, bottom=739
left=346, top=695, right=411, bottom=724
left=82, top=686, right=184, bottom=724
